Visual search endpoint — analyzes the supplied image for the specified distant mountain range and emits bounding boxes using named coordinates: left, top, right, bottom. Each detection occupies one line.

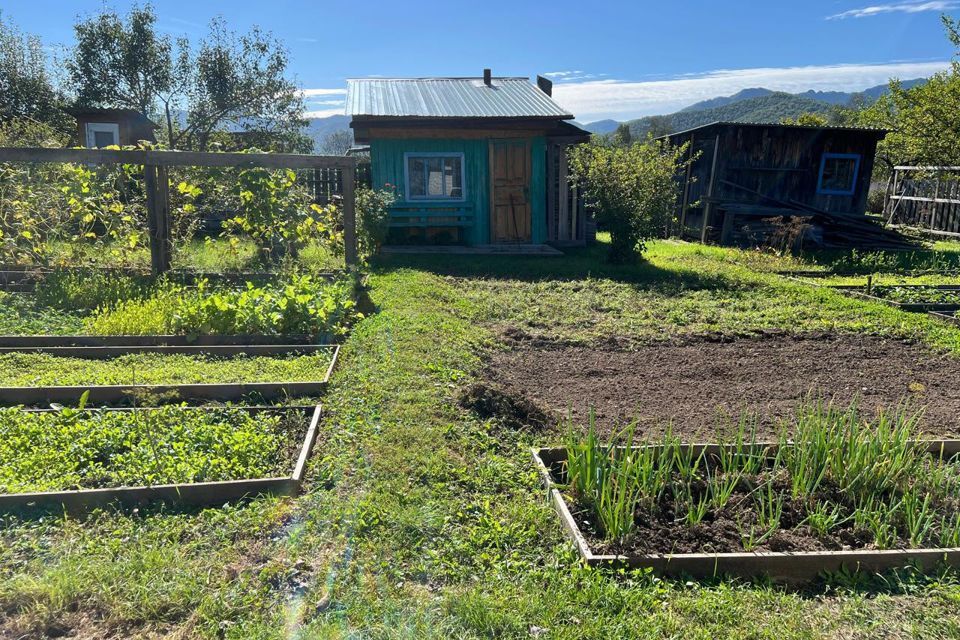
left=304, top=79, right=927, bottom=149
left=578, top=79, right=926, bottom=137
left=305, top=114, right=351, bottom=151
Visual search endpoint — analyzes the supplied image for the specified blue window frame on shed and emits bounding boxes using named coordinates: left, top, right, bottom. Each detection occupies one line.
left=817, top=153, right=861, bottom=196
left=404, top=152, right=466, bottom=201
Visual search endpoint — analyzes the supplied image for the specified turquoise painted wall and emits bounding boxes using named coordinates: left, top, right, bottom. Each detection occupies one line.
left=370, top=136, right=547, bottom=245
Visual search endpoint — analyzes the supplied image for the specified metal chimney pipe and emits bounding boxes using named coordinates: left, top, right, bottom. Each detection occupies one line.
left=483, top=68, right=492, bottom=85
left=536, top=75, right=553, bottom=96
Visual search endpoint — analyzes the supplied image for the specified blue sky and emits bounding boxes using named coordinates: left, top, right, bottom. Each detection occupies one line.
left=3, top=0, right=958, bottom=122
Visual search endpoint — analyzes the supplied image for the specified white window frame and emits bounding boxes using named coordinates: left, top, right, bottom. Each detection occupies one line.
left=85, top=122, right=120, bottom=148
left=403, top=152, right=466, bottom=202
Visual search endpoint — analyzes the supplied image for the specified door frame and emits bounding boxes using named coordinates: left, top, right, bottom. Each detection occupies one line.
left=488, top=138, right=532, bottom=244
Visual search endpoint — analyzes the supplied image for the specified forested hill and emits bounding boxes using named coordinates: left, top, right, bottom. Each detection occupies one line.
left=580, top=78, right=927, bottom=138
left=624, top=92, right=837, bottom=138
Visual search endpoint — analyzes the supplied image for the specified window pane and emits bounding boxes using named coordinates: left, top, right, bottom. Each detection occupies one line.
left=445, top=157, right=462, bottom=197
left=426, top=158, right=444, bottom=195
left=408, top=158, right=425, bottom=197
left=94, top=131, right=116, bottom=148
left=821, top=156, right=857, bottom=193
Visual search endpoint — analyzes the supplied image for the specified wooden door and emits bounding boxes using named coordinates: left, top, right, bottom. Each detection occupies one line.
left=489, top=139, right=532, bottom=243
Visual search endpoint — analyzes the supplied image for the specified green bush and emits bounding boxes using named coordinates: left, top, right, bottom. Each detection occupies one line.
left=356, top=185, right=397, bottom=260
left=569, top=139, right=689, bottom=263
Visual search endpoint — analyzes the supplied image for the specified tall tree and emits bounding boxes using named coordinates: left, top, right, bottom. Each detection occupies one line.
left=0, top=12, right=69, bottom=131
left=611, top=122, right=632, bottom=146
left=319, top=130, right=354, bottom=156
left=848, top=15, right=960, bottom=171
left=68, top=5, right=173, bottom=118
left=67, top=5, right=306, bottom=150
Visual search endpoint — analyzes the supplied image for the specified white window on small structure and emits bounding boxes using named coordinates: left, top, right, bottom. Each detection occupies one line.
left=404, top=153, right=465, bottom=200
left=817, top=153, right=860, bottom=196
left=85, top=122, right=120, bottom=148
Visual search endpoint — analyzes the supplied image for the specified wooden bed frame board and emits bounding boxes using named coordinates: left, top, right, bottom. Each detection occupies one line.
left=0, top=335, right=317, bottom=347
left=0, top=345, right=339, bottom=405
left=840, top=288, right=960, bottom=312
left=533, top=441, right=960, bottom=582
left=0, top=404, right=323, bottom=513
left=0, top=344, right=331, bottom=358
left=929, top=310, right=960, bottom=326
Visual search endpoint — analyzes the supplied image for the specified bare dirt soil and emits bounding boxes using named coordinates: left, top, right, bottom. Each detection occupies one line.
left=471, top=331, right=960, bottom=439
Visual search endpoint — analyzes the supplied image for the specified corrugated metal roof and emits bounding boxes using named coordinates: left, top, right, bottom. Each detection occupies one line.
left=346, top=77, right=573, bottom=119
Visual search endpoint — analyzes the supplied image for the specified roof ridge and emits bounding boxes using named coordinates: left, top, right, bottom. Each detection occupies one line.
left=346, top=77, right=530, bottom=81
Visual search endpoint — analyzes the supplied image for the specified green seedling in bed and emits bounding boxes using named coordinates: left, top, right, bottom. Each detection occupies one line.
left=803, top=502, right=848, bottom=537
left=939, top=513, right=960, bottom=547
left=0, top=351, right=333, bottom=387
left=871, top=285, right=960, bottom=305
left=706, top=469, right=741, bottom=511
left=0, top=403, right=300, bottom=493
left=902, top=490, right=936, bottom=547
left=86, top=273, right=359, bottom=337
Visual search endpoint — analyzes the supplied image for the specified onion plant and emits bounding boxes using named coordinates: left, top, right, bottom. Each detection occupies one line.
left=562, top=399, right=960, bottom=553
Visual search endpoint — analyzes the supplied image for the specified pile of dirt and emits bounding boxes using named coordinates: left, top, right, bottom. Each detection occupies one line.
left=458, top=382, right=552, bottom=431
left=485, top=332, right=960, bottom=439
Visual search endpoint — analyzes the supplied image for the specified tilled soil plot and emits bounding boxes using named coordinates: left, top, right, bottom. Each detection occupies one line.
left=479, top=331, right=960, bottom=439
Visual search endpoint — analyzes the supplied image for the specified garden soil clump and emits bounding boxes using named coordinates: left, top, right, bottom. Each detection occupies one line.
left=487, top=332, right=960, bottom=439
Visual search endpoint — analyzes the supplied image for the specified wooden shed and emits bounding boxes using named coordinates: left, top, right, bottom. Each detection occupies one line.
left=348, top=72, right=590, bottom=250
left=70, top=108, right=158, bottom=148
left=663, top=122, right=887, bottom=246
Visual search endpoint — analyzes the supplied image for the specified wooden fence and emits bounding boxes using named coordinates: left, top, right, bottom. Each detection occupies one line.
left=884, top=166, right=960, bottom=238
left=0, top=147, right=360, bottom=273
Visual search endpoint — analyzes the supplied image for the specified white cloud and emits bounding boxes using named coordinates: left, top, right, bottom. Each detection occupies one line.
left=827, top=1, right=957, bottom=19
left=552, top=60, right=951, bottom=123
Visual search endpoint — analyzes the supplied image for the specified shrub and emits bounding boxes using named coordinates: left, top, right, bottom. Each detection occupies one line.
left=355, top=185, right=397, bottom=260
left=568, top=139, right=689, bottom=263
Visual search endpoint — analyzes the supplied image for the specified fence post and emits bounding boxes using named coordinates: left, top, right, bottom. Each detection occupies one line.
left=342, top=162, right=358, bottom=267
left=156, top=165, right=173, bottom=273
left=144, top=164, right=172, bottom=276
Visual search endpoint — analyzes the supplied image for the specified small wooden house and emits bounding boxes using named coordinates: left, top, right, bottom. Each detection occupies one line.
left=70, top=108, right=158, bottom=148
left=663, top=122, right=887, bottom=246
left=348, top=72, right=590, bottom=249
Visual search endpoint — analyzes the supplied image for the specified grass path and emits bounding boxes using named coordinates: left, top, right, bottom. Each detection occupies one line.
left=3, top=240, right=960, bottom=637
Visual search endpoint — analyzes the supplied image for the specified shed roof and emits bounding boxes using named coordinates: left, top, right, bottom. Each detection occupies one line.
left=663, top=120, right=887, bottom=141
left=67, top=108, right=159, bottom=128
left=346, top=77, right=573, bottom=120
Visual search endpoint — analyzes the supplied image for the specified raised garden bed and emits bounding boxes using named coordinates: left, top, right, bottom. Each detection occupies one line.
left=840, top=284, right=960, bottom=312
left=0, top=403, right=322, bottom=512
left=532, top=407, right=960, bottom=582
left=0, top=344, right=339, bottom=405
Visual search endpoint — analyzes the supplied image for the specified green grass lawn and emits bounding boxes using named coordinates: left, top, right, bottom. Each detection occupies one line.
left=3, top=238, right=960, bottom=638
left=0, top=351, right=334, bottom=387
